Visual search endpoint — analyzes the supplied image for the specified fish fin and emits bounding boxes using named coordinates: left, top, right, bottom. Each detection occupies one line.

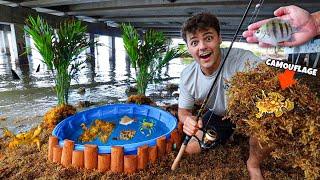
left=11, top=69, right=20, bottom=80
left=36, top=64, right=40, bottom=73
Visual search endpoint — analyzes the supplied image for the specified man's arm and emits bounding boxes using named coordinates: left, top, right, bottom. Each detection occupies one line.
left=178, top=107, right=192, bottom=124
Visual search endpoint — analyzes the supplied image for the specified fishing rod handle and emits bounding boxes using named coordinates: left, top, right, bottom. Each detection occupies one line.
left=171, top=143, right=187, bottom=170
left=171, top=113, right=201, bottom=170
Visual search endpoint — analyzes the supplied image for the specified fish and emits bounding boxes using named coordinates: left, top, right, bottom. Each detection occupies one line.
left=36, top=64, right=40, bottom=72
left=119, top=116, right=135, bottom=125
left=11, top=69, right=20, bottom=80
left=254, top=18, right=295, bottom=46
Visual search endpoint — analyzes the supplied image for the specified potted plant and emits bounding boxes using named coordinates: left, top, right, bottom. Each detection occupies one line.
left=24, top=16, right=90, bottom=127
left=120, top=24, right=183, bottom=104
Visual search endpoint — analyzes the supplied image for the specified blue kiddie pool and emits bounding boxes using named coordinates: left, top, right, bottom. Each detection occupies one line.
left=52, top=103, right=177, bottom=154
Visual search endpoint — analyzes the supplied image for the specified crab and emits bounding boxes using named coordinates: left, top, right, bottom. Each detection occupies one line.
left=139, top=118, right=156, bottom=137
left=255, top=90, right=294, bottom=118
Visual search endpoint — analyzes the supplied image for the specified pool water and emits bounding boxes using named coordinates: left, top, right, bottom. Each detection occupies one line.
left=70, top=114, right=169, bottom=146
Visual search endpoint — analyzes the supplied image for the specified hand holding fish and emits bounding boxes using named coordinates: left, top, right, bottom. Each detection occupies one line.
left=243, top=5, right=320, bottom=47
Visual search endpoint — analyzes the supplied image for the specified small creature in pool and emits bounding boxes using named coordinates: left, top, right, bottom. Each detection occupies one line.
left=139, top=118, right=156, bottom=137
left=120, top=130, right=136, bottom=140
left=119, top=115, right=136, bottom=125
left=112, top=130, right=136, bottom=140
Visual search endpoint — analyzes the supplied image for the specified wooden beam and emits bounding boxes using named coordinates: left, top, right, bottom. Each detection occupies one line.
left=99, top=16, right=268, bottom=25
left=70, top=0, right=319, bottom=11
left=19, top=0, right=113, bottom=8
left=0, top=4, right=119, bottom=36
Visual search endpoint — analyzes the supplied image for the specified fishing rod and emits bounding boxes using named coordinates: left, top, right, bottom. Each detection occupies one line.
left=171, top=0, right=255, bottom=170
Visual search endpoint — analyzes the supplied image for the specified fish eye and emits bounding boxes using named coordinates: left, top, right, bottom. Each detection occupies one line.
left=256, top=30, right=260, bottom=34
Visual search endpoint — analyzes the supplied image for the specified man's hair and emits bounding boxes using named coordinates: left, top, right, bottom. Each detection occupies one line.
left=181, top=13, right=220, bottom=42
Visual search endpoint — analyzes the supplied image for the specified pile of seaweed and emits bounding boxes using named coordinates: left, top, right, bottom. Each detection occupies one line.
left=226, top=63, right=320, bottom=179
left=43, top=104, right=76, bottom=128
left=0, top=97, right=307, bottom=179
left=0, top=127, right=304, bottom=179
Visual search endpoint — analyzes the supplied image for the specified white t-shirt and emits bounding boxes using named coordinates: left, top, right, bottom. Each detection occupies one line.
left=178, top=48, right=262, bottom=116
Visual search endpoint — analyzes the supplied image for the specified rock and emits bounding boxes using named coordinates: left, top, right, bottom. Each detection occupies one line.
left=163, top=104, right=178, bottom=117
left=165, top=83, right=179, bottom=92
left=125, top=86, right=138, bottom=95
left=127, top=94, right=155, bottom=105
left=172, top=91, right=179, bottom=98
left=76, top=101, right=94, bottom=108
left=77, top=87, right=86, bottom=95
left=0, top=115, right=6, bottom=121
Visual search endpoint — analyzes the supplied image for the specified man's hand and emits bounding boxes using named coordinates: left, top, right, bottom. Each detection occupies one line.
left=243, top=5, right=319, bottom=47
left=183, top=116, right=203, bottom=136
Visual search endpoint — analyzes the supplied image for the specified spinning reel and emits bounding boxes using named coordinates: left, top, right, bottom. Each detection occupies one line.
left=193, top=127, right=220, bottom=150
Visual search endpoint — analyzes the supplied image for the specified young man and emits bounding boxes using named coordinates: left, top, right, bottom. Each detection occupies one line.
left=178, top=13, right=266, bottom=180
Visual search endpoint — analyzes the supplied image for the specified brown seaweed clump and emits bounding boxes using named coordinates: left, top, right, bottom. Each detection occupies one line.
left=79, top=120, right=115, bottom=143
left=43, top=104, right=76, bottom=128
left=127, top=94, right=154, bottom=105
left=226, top=63, right=320, bottom=179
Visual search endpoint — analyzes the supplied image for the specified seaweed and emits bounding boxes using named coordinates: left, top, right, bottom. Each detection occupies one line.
left=43, top=104, right=76, bottom=128
left=226, top=63, right=320, bottom=179
left=79, top=119, right=115, bottom=143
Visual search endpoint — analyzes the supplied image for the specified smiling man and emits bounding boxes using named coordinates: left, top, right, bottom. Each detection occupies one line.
left=178, top=13, right=266, bottom=180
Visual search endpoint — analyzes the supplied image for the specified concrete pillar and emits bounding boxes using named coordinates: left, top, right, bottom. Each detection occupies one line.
left=0, top=24, right=11, bottom=56
left=108, top=36, right=116, bottom=81
left=11, top=23, right=29, bottom=65
left=88, top=33, right=96, bottom=82
left=0, top=30, right=5, bottom=54
left=125, top=54, right=131, bottom=78
left=24, top=33, right=32, bottom=56
left=3, top=30, right=10, bottom=55
left=108, top=36, right=115, bottom=62
left=89, top=33, right=95, bottom=62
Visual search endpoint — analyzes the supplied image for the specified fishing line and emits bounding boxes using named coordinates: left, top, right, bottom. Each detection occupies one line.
left=171, top=0, right=255, bottom=171
left=251, top=0, right=264, bottom=25
left=238, top=0, right=264, bottom=42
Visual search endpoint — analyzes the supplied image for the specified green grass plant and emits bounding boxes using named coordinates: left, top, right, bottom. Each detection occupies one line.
left=24, top=16, right=90, bottom=105
left=121, top=24, right=183, bottom=95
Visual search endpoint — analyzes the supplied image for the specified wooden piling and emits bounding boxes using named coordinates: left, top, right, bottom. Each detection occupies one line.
left=178, top=121, right=184, bottom=134
left=98, top=154, right=111, bottom=172
left=171, top=129, right=181, bottom=149
left=124, top=155, right=137, bottom=174
left=48, top=136, right=58, bottom=161
left=157, top=136, right=166, bottom=158
left=52, top=145, right=62, bottom=163
left=84, top=144, right=98, bottom=170
left=137, top=145, right=148, bottom=170
left=111, top=146, right=124, bottom=173
left=148, top=145, right=157, bottom=163
left=166, top=138, right=173, bottom=153
left=72, top=150, right=84, bottom=168
left=61, top=139, right=74, bottom=167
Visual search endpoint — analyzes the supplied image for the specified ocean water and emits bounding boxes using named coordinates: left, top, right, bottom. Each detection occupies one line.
left=0, top=36, right=187, bottom=134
